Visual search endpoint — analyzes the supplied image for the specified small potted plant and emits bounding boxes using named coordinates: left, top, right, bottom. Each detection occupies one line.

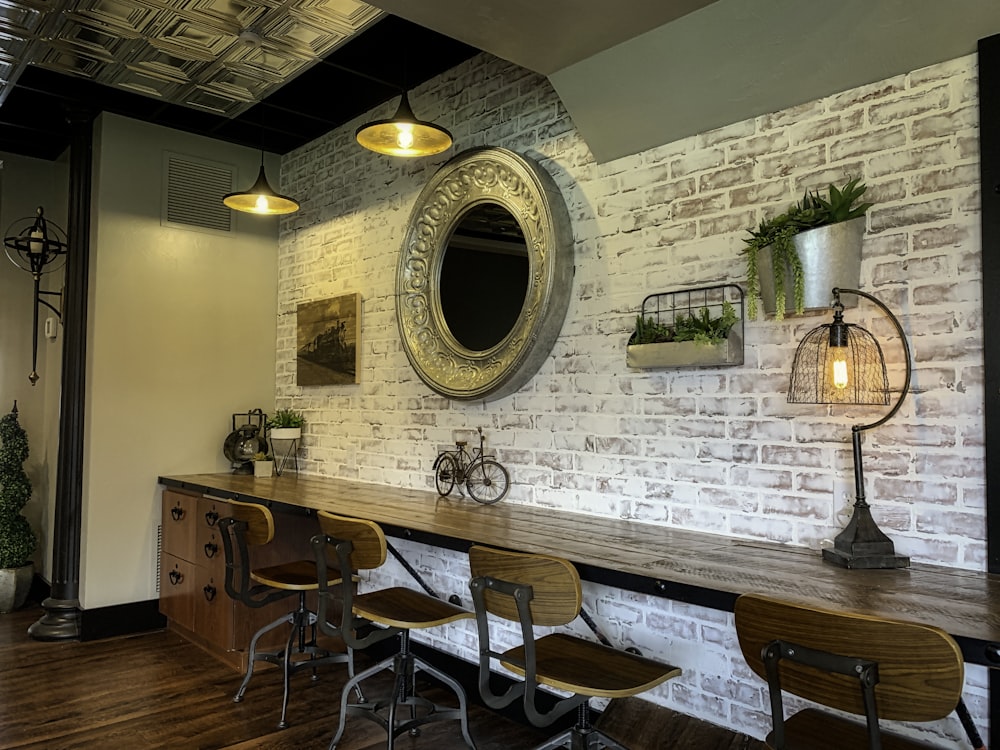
left=0, top=402, right=37, bottom=613
left=743, top=177, right=872, bottom=320
left=251, top=451, right=274, bottom=478
left=626, top=285, right=743, bottom=369
left=267, top=408, right=304, bottom=440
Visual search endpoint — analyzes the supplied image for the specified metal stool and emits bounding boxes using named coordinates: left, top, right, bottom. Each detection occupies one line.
left=468, top=545, right=681, bottom=750
left=219, top=499, right=357, bottom=729
left=312, top=511, right=477, bottom=750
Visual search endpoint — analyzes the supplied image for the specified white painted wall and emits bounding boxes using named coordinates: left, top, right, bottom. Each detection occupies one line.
left=0, top=151, right=68, bottom=581
left=278, top=52, right=987, bottom=744
left=80, top=113, right=279, bottom=609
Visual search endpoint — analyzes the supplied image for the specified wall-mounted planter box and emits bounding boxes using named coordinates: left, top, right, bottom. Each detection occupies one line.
left=626, top=284, right=745, bottom=370
left=627, top=328, right=744, bottom=369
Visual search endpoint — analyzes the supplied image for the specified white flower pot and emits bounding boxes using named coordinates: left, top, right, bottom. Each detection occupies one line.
left=0, top=563, right=33, bottom=613
left=253, top=460, right=274, bottom=478
left=269, top=427, right=301, bottom=440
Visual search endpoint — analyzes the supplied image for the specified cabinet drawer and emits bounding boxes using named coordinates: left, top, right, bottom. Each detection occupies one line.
left=159, top=552, right=196, bottom=632
left=162, top=490, right=198, bottom=562
left=194, top=564, right=234, bottom=650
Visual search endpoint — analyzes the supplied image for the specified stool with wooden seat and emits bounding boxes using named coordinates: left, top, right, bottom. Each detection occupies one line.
left=468, top=544, right=682, bottom=750
left=734, top=592, right=973, bottom=750
left=218, top=499, right=357, bottom=730
left=312, top=510, right=477, bottom=750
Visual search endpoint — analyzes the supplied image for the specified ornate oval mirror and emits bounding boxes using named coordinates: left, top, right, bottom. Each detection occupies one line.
left=397, top=147, right=573, bottom=401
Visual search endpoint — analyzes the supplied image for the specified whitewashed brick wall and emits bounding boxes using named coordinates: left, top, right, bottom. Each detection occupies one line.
left=279, top=53, right=986, bottom=744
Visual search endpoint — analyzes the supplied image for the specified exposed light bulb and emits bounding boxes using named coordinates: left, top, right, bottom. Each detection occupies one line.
left=832, top=350, right=849, bottom=390
left=29, top=230, right=43, bottom=255
left=395, top=125, right=415, bottom=150
left=255, top=194, right=269, bottom=212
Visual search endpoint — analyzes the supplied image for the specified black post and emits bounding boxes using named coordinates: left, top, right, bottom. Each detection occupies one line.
left=28, top=110, right=94, bottom=641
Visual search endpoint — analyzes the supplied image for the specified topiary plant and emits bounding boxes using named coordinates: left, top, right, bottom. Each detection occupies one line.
left=0, top=402, right=37, bottom=569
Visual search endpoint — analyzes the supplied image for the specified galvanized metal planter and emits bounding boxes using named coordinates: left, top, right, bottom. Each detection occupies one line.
left=626, top=283, right=745, bottom=370
left=758, top=216, right=865, bottom=316
left=626, top=328, right=744, bottom=369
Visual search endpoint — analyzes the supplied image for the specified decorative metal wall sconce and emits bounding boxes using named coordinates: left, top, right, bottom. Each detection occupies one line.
left=356, top=90, right=452, bottom=157
left=788, top=287, right=911, bottom=569
left=4, top=206, right=68, bottom=385
left=223, top=152, right=299, bottom=215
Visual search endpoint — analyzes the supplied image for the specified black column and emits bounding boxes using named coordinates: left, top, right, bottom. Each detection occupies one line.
left=28, top=111, right=94, bottom=641
left=978, top=32, right=1000, bottom=748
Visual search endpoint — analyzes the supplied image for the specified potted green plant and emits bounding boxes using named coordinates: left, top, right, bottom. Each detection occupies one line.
left=0, top=402, right=36, bottom=613
left=743, top=177, right=872, bottom=320
left=268, top=408, right=304, bottom=440
left=251, top=451, right=275, bottom=478
left=626, top=286, right=743, bottom=369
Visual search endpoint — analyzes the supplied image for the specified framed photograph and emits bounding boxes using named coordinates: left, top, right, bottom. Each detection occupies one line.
left=296, top=293, right=361, bottom=386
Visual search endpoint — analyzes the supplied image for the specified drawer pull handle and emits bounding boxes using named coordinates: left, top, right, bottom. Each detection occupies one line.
left=203, top=542, right=218, bottom=559
left=170, top=506, right=184, bottom=521
left=203, top=585, right=216, bottom=602
left=168, top=569, right=183, bottom=586
left=204, top=510, right=219, bottom=527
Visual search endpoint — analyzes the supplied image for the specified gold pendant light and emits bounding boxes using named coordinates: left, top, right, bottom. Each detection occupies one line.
left=356, top=91, right=452, bottom=157
left=223, top=157, right=299, bottom=215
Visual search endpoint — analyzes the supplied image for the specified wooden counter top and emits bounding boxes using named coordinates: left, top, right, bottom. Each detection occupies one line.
left=159, top=472, right=1000, bottom=664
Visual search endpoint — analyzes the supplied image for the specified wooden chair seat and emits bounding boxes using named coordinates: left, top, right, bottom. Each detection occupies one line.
left=773, top=708, right=946, bottom=750
left=251, top=559, right=340, bottom=590
left=499, top=632, right=681, bottom=698
left=353, top=586, right=474, bottom=630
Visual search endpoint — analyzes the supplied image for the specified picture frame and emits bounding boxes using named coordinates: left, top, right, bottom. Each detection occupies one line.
left=296, top=292, right=361, bottom=386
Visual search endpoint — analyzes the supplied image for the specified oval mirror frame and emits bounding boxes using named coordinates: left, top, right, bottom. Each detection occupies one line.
left=396, top=147, right=574, bottom=401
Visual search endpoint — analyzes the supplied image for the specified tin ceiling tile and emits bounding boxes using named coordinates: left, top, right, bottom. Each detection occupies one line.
left=35, top=44, right=108, bottom=79
left=108, top=65, right=185, bottom=98
left=181, top=83, right=245, bottom=115
left=66, top=0, right=163, bottom=38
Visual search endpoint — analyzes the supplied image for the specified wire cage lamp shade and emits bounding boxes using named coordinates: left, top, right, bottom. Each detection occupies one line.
left=787, top=287, right=911, bottom=570
left=787, top=303, right=890, bottom=406
left=223, top=161, right=299, bottom=215
left=356, top=90, right=453, bottom=157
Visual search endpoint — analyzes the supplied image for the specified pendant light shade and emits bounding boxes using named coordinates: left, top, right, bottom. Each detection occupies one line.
left=223, top=162, right=299, bottom=215
left=356, top=91, right=452, bottom=157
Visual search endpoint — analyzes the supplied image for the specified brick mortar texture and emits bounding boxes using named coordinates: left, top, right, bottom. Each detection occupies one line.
left=277, top=53, right=985, bottom=743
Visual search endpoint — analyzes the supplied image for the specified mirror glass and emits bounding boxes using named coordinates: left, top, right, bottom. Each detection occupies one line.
left=440, top=204, right=529, bottom=351
left=397, top=147, right=573, bottom=402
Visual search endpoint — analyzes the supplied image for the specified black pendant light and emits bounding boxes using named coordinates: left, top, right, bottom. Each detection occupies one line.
left=223, top=152, right=299, bottom=215
left=356, top=90, right=452, bottom=157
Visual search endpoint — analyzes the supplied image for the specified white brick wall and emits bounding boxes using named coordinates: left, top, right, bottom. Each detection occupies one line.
left=279, top=53, right=986, bottom=744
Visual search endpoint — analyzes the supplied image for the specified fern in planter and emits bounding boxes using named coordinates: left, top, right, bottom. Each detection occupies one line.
left=743, top=177, right=872, bottom=320
left=0, top=403, right=36, bottom=569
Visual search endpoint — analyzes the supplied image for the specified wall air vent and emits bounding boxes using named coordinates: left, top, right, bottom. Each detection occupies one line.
left=162, top=152, right=234, bottom=234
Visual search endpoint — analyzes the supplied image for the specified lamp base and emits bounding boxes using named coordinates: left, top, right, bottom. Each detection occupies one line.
left=822, top=503, right=910, bottom=570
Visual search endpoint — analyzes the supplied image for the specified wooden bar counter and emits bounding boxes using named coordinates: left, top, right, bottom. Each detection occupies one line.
left=159, top=472, right=1000, bottom=670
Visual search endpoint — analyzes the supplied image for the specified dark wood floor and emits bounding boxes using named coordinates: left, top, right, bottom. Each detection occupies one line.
left=0, top=602, right=765, bottom=749
left=0, top=603, right=549, bottom=750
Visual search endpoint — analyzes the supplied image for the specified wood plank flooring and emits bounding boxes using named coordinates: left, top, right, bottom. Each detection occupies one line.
left=0, top=603, right=765, bottom=749
left=0, top=603, right=548, bottom=750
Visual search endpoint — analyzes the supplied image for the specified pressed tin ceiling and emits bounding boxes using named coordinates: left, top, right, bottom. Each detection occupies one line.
left=0, top=0, right=478, bottom=159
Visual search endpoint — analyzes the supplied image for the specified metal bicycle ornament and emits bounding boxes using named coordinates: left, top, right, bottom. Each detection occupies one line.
left=433, top=427, right=510, bottom=504
left=4, top=206, right=68, bottom=385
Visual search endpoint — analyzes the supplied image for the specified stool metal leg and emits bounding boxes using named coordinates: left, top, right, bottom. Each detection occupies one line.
left=234, top=611, right=295, bottom=703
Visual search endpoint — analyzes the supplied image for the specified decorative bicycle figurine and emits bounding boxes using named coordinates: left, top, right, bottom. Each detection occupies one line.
left=433, top=427, right=510, bottom=504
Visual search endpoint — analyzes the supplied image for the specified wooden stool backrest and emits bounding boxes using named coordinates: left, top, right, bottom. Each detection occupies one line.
left=734, top=593, right=964, bottom=721
left=225, top=499, right=274, bottom=547
left=468, top=545, right=581, bottom=627
left=316, top=511, right=387, bottom=571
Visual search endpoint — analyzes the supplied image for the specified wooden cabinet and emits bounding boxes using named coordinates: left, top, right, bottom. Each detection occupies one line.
left=159, top=488, right=320, bottom=671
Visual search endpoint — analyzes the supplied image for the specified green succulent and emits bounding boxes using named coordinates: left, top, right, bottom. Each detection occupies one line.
left=0, top=405, right=36, bottom=569
left=629, top=300, right=737, bottom=347
left=744, top=177, right=871, bottom=320
left=267, top=409, right=305, bottom=429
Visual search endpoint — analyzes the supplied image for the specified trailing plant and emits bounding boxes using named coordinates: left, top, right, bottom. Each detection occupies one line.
left=0, top=403, right=36, bottom=569
left=743, top=177, right=872, bottom=321
left=268, top=409, right=305, bottom=429
left=629, top=300, right=737, bottom=347
left=251, top=452, right=273, bottom=462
